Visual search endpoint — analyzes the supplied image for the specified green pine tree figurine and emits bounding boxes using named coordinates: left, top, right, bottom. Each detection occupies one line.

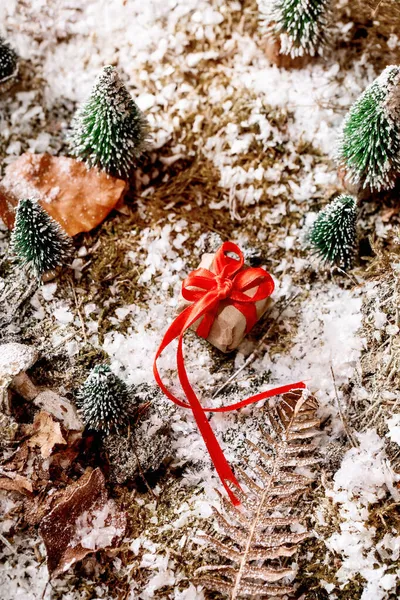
left=76, top=365, right=129, bottom=434
left=337, top=65, right=400, bottom=192
left=0, top=36, right=18, bottom=91
left=69, top=65, right=149, bottom=179
left=11, top=198, right=72, bottom=278
left=259, top=0, right=332, bottom=58
left=308, top=195, right=357, bottom=269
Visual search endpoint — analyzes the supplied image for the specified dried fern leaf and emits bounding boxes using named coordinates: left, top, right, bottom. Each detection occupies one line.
left=195, top=389, right=320, bottom=599
left=196, top=564, right=294, bottom=582
left=199, top=576, right=294, bottom=596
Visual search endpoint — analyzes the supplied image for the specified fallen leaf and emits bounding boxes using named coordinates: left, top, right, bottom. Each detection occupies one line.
left=2, top=442, right=29, bottom=472
left=34, top=390, right=83, bottom=431
left=49, top=445, right=80, bottom=481
left=39, top=468, right=127, bottom=576
left=0, top=153, right=128, bottom=235
left=0, top=472, right=33, bottom=495
left=26, top=411, right=66, bottom=459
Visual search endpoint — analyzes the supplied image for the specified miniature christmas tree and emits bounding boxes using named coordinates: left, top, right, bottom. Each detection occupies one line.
left=0, top=36, right=18, bottom=91
left=69, top=65, right=149, bottom=179
left=259, top=0, right=332, bottom=58
left=337, top=65, right=400, bottom=193
left=308, top=195, right=357, bottom=269
left=11, top=198, right=72, bottom=278
left=76, top=365, right=129, bottom=434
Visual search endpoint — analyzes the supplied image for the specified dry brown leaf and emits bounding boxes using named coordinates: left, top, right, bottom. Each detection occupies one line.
left=39, top=468, right=127, bottom=576
left=2, top=442, right=29, bottom=472
left=33, top=390, right=83, bottom=431
left=0, top=472, right=33, bottom=495
left=0, top=153, right=128, bottom=236
left=26, top=411, right=66, bottom=459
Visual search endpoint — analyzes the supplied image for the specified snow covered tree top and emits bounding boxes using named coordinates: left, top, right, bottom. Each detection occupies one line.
left=76, top=364, right=130, bottom=434
left=308, top=194, right=357, bottom=269
left=69, top=65, right=150, bottom=179
left=337, top=65, right=400, bottom=192
left=259, top=0, right=332, bottom=58
left=11, top=198, right=72, bottom=278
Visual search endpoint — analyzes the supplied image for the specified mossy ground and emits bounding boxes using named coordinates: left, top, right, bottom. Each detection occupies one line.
left=1, top=1, right=400, bottom=598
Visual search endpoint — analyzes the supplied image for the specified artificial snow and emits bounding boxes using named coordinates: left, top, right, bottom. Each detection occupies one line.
left=325, top=430, right=400, bottom=599
left=386, top=414, right=400, bottom=445
left=0, top=0, right=398, bottom=598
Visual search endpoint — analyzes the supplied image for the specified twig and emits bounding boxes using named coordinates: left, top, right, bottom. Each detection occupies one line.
left=330, top=366, right=358, bottom=448
left=69, top=279, right=87, bottom=344
left=0, top=532, right=15, bottom=553
left=372, top=0, right=385, bottom=17
left=41, top=580, right=51, bottom=600
left=212, top=293, right=299, bottom=399
left=334, top=266, right=360, bottom=287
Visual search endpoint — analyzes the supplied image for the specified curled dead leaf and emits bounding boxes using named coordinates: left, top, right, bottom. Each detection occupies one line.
left=33, top=390, right=83, bottom=432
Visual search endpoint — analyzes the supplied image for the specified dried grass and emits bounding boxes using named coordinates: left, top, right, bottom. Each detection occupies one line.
left=338, top=0, right=400, bottom=68
left=348, top=239, right=400, bottom=450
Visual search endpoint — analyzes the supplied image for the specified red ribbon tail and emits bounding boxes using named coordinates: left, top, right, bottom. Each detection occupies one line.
left=202, top=381, right=306, bottom=412
left=176, top=333, right=241, bottom=505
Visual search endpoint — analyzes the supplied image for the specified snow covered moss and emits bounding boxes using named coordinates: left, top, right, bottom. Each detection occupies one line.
left=325, top=430, right=400, bottom=599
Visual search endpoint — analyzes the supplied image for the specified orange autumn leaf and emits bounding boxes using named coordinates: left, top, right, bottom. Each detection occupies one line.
left=0, top=153, right=128, bottom=236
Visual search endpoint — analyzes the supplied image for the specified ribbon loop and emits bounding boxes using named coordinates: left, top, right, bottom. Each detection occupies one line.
left=154, top=242, right=306, bottom=505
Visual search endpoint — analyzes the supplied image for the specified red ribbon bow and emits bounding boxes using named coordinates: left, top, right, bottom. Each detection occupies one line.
left=154, top=242, right=305, bottom=504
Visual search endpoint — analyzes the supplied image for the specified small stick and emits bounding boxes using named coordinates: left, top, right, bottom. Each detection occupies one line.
left=212, top=293, right=299, bottom=399
left=70, top=279, right=87, bottom=344
left=41, top=580, right=50, bottom=600
left=330, top=365, right=358, bottom=448
left=372, top=0, right=385, bottom=17
left=0, top=532, right=15, bottom=553
left=334, top=266, right=360, bottom=287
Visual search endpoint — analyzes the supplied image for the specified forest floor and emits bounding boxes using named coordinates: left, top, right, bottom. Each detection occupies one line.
left=1, top=1, right=400, bottom=599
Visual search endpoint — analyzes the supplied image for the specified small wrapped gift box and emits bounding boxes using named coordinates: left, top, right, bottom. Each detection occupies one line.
left=178, top=247, right=274, bottom=353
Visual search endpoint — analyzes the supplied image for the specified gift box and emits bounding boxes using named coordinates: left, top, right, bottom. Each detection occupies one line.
left=178, top=249, right=273, bottom=353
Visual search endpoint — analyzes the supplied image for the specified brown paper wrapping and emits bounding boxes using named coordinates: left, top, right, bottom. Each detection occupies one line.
left=178, top=252, right=271, bottom=353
